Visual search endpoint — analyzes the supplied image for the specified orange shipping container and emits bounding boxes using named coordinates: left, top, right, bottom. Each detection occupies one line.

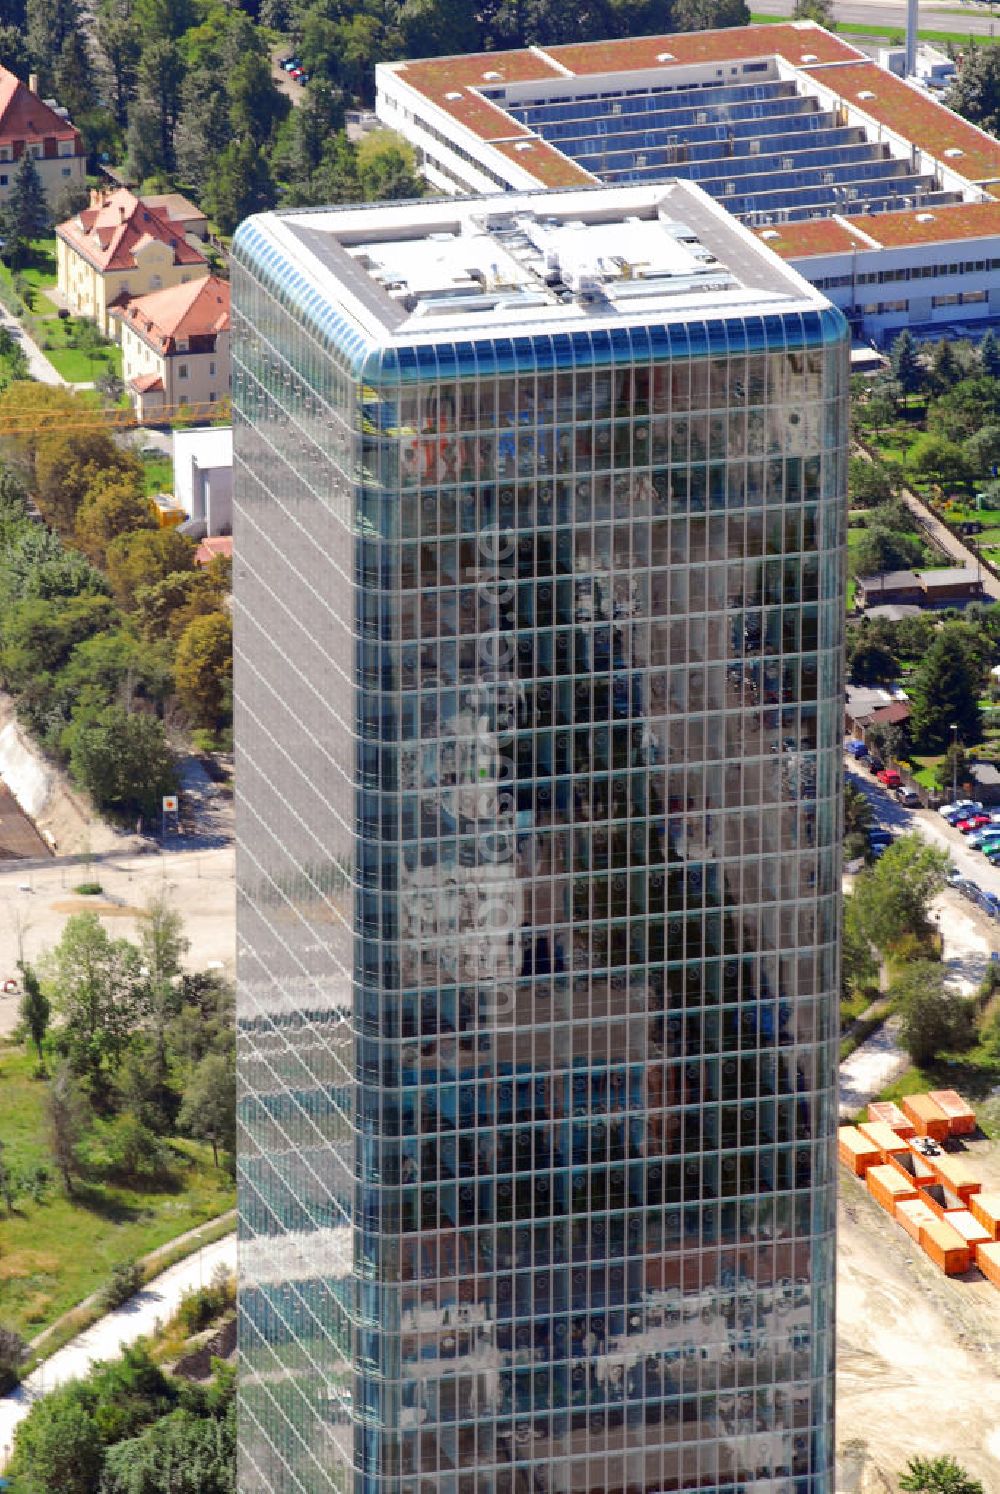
left=970, top=1192, right=1000, bottom=1240
left=838, top=1126, right=881, bottom=1177
left=928, top=1089, right=976, bottom=1136
left=902, top=1094, right=951, bottom=1143
left=896, top=1197, right=937, bottom=1244
left=858, top=1121, right=910, bottom=1160
left=930, top=1152, right=982, bottom=1201
left=867, top=1163, right=918, bottom=1217
left=919, top=1216, right=970, bottom=1275
left=867, top=1100, right=915, bottom=1138
left=890, top=1148, right=936, bottom=1186
left=945, top=1209, right=992, bottom=1247
left=976, top=1240, right=1000, bottom=1287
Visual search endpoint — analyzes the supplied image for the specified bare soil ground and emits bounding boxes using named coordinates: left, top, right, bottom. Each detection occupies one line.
left=0, top=844, right=234, bottom=1035
left=836, top=1152, right=1000, bottom=1492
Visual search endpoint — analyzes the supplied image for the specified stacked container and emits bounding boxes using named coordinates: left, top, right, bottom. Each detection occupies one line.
left=929, top=1089, right=977, bottom=1137
left=902, top=1094, right=950, bottom=1142
left=838, top=1126, right=882, bottom=1177
left=867, top=1100, right=915, bottom=1137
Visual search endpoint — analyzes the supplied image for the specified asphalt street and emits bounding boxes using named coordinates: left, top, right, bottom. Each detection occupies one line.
left=765, top=0, right=1000, bottom=37
left=848, top=759, right=1000, bottom=915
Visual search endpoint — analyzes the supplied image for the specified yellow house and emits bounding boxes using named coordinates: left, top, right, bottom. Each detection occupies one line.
left=55, top=187, right=209, bottom=336
left=110, top=275, right=230, bottom=423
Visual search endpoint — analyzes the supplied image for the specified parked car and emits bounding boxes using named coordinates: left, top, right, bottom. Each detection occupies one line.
left=946, top=867, right=963, bottom=886
left=955, top=878, right=979, bottom=900
left=868, top=757, right=884, bottom=775
left=876, top=768, right=902, bottom=789
left=966, top=830, right=998, bottom=849
left=958, top=814, right=991, bottom=832
left=846, top=739, right=868, bottom=760
left=895, top=786, right=920, bottom=807
left=939, top=799, right=983, bottom=821
left=977, top=890, right=1000, bottom=920
left=868, top=829, right=893, bottom=847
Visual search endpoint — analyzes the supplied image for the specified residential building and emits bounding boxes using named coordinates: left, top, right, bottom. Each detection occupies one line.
left=0, top=66, right=84, bottom=212
left=376, top=21, right=1000, bottom=344
left=174, top=425, right=233, bottom=536
left=844, top=685, right=911, bottom=741
left=55, top=187, right=209, bottom=336
left=232, top=181, right=847, bottom=1494
left=111, top=275, right=230, bottom=421
left=140, top=191, right=209, bottom=240
left=855, top=566, right=983, bottom=609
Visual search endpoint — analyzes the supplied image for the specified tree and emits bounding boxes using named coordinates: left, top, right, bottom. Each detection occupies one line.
left=47, top=1060, right=90, bottom=1193
left=19, top=960, right=50, bottom=1062
left=0, top=1323, right=26, bottom=1395
left=947, top=42, right=1000, bottom=135
left=48, top=911, right=148, bottom=1095
left=101, top=1407, right=237, bottom=1494
left=962, top=424, right=1000, bottom=479
left=52, top=26, right=94, bottom=123
left=905, top=433, right=969, bottom=489
left=202, top=137, right=276, bottom=233
left=49, top=178, right=89, bottom=224
left=980, top=329, right=1000, bottom=380
left=173, top=611, right=232, bottom=730
left=851, top=834, right=950, bottom=958
left=899, top=1457, right=984, bottom=1494
left=929, top=338, right=961, bottom=395
left=849, top=525, right=924, bottom=578
left=32, top=424, right=142, bottom=536
left=105, top=527, right=195, bottom=610
left=890, top=329, right=923, bottom=397
left=356, top=130, right=423, bottom=201
left=94, top=0, right=141, bottom=129
left=73, top=478, right=156, bottom=566
left=67, top=705, right=175, bottom=820
left=0, top=1138, right=16, bottom=1213
left=1, top=152, right=50, bottom=262
left=847, top=633, right=898, bottom=685
left=10, top=1386, right=103, bottom=1494
left=670, top=0, right=749, bottom=27
left=928, top=375, right=1000, bottom=443
left=792, top=0, right=833, bottom=22
left=849, top=456, right=896, bottom=507
left=909, top=630, right=983, bottom=752
left=895, top=963, right=975, bottom=1067
left=179, top=1052, right=235, bottom=1167
left=842, top=893, right=878, bottom=992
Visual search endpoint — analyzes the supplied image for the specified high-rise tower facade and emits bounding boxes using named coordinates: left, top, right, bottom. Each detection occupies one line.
left=232, top=182, right=847, bottom=1494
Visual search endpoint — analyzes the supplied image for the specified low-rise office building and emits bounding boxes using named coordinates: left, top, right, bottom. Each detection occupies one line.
left=377, top=21, right=1000, bottom=344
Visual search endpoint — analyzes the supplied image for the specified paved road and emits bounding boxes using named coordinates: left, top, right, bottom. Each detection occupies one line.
left=0, top=1232, right=236, bottom=1469
left=767, top=0, right=1000, bottom=36
left=0, top=303, right=62, bottom=385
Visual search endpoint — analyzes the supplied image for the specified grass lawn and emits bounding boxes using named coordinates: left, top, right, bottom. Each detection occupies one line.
left=876, top=1048, right=1000, bottom=1138
left=0, top=238, right=58, bottom=307
left=907, top=755, right=944, bottom=792
left=141, top=453, right=173, bottom=495
left=0, top=1043, right=235, bottom=1340
left=42, top=340, right=122, bottom=384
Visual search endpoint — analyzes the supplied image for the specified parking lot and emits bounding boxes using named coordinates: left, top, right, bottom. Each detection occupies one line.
left=847, top=758, right=1000, bottom=930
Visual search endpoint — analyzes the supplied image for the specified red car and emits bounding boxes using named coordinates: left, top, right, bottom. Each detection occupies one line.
left=876, top=768, right=902, bottom=789
left=957, top=814, right=991, bottom=832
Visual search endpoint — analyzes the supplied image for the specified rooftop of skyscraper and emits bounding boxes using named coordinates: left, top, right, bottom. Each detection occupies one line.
left=241, top=181, right=830, bottom=344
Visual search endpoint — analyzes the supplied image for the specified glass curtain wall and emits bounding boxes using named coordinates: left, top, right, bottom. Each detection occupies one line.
left=233, top=220, right=847, bottom=1494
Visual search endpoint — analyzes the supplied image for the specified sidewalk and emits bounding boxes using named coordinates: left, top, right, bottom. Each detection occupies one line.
left=0, top=1232, right=236, bottom=1468
left=0, top=299, right=62, bottom=386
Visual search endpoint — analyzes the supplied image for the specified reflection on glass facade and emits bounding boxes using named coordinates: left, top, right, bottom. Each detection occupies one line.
left=233, top=187, right=847, bottom=1494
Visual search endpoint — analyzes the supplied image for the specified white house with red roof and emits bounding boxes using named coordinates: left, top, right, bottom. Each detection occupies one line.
left=110, top=274, right=230, bottom=421
left=55, top=187, right=209, bottom=335
left=0, top=66, right=84, bottom=213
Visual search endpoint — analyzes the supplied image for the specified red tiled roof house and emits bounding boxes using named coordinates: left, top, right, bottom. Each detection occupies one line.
left=0, top=66, right=85, bottom=212
left=110, top=275, right=230, bottom=422
left=55, top=187, right=209, bottom=335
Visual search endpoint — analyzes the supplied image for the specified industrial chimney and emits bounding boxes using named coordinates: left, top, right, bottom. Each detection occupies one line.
left=905, top=0, right=918, bottom=77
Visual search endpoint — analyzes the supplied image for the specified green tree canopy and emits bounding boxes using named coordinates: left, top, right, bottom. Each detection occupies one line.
left=850, top=834, right=950, bottom=958
left=179, top=1051, right=235, bottom=1167
left=173, top=611, right=232, bottom=730
left=10, top=1385, right=104, bottom=1494
left=904, top=432, right=969, bottom=489
left=894, top=964, right=976, bottom=1067
left=47, top=911, right=149, bottom=1094
left=891, top=329, right=923, bottom=395
left=101, top=1407, right=237, bottom=1494
left=909, top=629, right=984, bottom=752
left=66, top=705, right=175, bottom=821
left=1, top=152, right=49, bottom=261
left=946, top=42, right=1000, bottom=135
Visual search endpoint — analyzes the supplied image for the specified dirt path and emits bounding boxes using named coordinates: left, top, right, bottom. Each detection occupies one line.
left=836, top=1177, right=1000, bottom=1491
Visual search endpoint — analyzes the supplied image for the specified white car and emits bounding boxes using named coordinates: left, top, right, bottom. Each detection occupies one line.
left=940, top=800, right=983, bottom=822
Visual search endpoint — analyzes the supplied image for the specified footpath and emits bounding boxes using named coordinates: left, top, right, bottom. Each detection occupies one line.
left=0, top=1231, right=236, bottom=1468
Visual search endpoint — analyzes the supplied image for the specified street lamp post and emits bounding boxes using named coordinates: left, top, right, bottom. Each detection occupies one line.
left=952, top=722, right=959, bottom=806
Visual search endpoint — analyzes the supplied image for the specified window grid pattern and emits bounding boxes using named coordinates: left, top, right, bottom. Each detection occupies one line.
left=233, top=218, right=848, bottom=1494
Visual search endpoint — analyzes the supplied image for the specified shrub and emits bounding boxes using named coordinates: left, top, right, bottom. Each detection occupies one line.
left=72, top=881, right=103, bottom=896
left=101, top=1259, right=142, bottom=1311
left=176, top=1268, right=235, bottom=1336
left=0, top=1323, right=27, bottom=1393
left=86, top=1113, right=174, bottom=1185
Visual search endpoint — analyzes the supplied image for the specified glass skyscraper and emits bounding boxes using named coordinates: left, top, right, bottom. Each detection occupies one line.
left=232, top=182, right=847, bottom=1494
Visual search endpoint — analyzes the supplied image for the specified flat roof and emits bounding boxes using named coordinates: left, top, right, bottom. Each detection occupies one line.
left=174, top=425, right=232, bottom=468
left=800, top=60, right=1000, bottom=185
left=257, top=182, right=826, bottom=345
left=756, top=217, right=878, bottom=259
left=542, top=22, right=864, bottom=75
left=759, top=200, right=1000, bottom=258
